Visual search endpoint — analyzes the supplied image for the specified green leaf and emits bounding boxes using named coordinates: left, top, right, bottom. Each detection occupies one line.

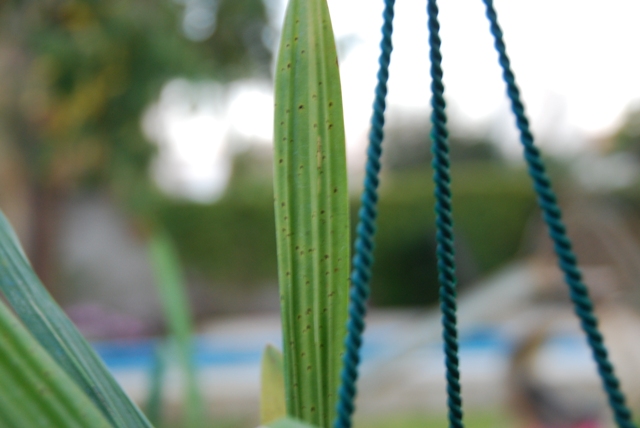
left=263, top=416, right=319, bottom=428
left=144, top=342, right=169, bottom=426
left=273, top=0, right=349, bottom=426
left=0, top=210, right=153, bottom=428
left=148, top=230, right=206, bottom=428
left=260, top=344, right=286, bottom=424
left=0, top=295, right=112, bottom=427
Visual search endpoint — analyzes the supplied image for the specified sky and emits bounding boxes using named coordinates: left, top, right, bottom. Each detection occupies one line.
left=145, top=0, right=640, bottom=201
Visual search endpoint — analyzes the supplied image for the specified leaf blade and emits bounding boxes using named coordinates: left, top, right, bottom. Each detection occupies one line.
left=0, top=210, right=153, bottom=428
left=148, top=230, right=205, bottom=428
left=273, top=0, right=349, bottom=426
left=0, top=295, right=112, bottom=427
left=260, top=344, right=286, bottom=425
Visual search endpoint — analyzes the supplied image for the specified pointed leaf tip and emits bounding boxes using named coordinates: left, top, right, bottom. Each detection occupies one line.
left=260, top=344, right=286, bottom=424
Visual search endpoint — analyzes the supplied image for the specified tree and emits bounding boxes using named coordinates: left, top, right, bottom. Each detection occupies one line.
left=0, top=0, right=272, bottom=292
left=612, top=104, right=640, bottom=157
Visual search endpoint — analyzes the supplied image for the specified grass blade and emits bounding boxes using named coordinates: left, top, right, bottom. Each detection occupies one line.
left=273, top=0, right=349, bottom=426
left=0, top=296, right=112, bottom=427
left=145, top=341, right=169, bottom=426
left=148, top=230, right=205, bottom=428
left=0, top=210, right=153, bottom=428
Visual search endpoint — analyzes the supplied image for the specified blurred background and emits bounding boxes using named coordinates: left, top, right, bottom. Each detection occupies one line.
left=2, top=0, right=640, bottom=426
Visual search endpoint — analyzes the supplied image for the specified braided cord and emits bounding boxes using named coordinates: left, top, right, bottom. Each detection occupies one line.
left=483, top=1, right=636, bottom=427
left=427, top=1, right=464, bottom=428
left=333, top=2, right=395, bottom=427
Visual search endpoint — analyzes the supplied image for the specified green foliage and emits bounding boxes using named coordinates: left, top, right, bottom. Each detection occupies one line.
left=205, top=0, right=273, bottom=78
left=145, top=343, right=169, bottom=427
left=272, top=0, right=349, bottom=425
left=612, top=105, right=640, bottom=157
left=159, top=163, right=536, bottom=307
left=0, top=209, right=153, bottom=427
left=160, top=192, right=278, bottom=286
left=449, top=164, right=536, bottom=271
left=0, top=199, right=208, bottom=428
left=148, top=230, right=205, bottom=428
left=260, top=345, right=286, bottom=425
left=373, top=163, right=536, bottom=305
left=383, top=114, right=503, bottom=171
left=0, top=0, right=272, bottom=211
left=0, top=297, right=111, bottom=428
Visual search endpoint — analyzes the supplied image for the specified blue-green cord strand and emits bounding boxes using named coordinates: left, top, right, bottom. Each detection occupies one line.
left=334, top=1, right=395, bottom=427
left=428, top=1, right=464, bottom=427
left=483, top=1, right=636, bottom=427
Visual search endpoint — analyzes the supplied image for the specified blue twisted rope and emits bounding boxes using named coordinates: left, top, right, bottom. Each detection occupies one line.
left=427, top=1, right=464, bottom=428
left=333, top=1, right=395, bottom=427
left=482, top=1, right=636, bottom=427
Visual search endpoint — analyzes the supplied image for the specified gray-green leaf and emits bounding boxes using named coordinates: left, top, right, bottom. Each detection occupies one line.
left=0, top=210, right=153, bottom=427
left=0, top=295, right=112, bottom=427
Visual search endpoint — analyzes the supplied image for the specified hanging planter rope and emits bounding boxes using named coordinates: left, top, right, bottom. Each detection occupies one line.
left=334, top=1, right=637, bottom=428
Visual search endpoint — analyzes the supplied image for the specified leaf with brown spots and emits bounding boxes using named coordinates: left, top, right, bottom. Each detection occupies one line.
left=272, top=0, right=349, bottom=426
